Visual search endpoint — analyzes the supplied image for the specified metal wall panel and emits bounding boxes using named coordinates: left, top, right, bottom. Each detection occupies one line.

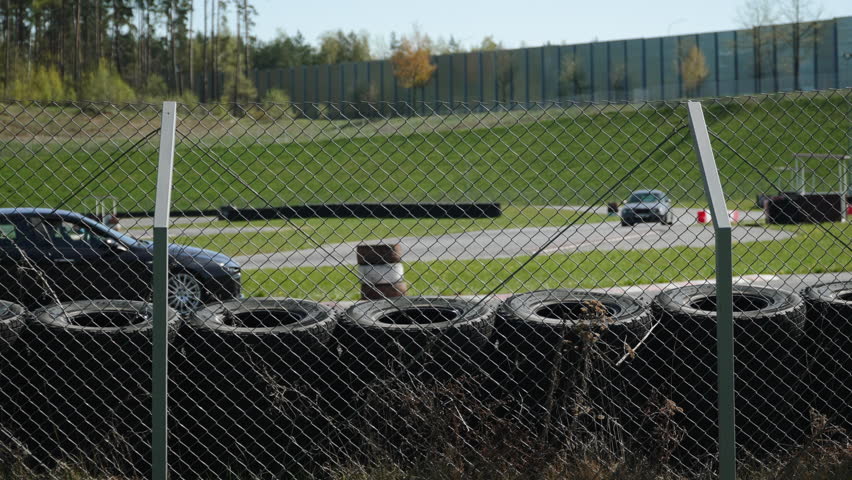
left=234, top=16, right=848, bottom=109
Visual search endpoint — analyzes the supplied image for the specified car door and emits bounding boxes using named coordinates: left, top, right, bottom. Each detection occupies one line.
left=51, top=216, right=151, bottom=302
left=80, top=219, right=154, bottom=301
left=15, top=215, right=83, bottom=303
left=10, top=215, right=61, bottom=305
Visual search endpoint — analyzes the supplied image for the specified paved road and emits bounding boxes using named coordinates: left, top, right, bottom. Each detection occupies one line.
left=126, top=224, right=306, bottom=240
left=118, top=207, right=763, bottom=239
left=110, top=207, right=792, bottom=271
left=119, top=216, right=218, bottom=230
left=231, top=208, right=793, bottom=270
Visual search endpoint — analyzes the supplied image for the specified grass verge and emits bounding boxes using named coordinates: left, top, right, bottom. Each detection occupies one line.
left=242, top=223, right=852, bottom=300
left=2, top=92, right=847, bottom=214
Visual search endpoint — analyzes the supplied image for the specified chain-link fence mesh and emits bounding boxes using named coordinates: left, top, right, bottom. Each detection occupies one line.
left=0, top=90, right=850, bottom=479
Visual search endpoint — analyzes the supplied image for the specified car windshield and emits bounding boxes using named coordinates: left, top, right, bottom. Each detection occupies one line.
left=81, top=217, right=145, bottom=247
left=628, top=192, right=662, bottom=203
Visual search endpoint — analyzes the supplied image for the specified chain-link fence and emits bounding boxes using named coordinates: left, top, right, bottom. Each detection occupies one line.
left=0, top=90, right=850, bottom=479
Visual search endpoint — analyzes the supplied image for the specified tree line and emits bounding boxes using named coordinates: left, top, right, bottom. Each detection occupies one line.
left=0, top=0, right=825, bottom=103
left=0, top=1, right=390, bottom=102
left=0, top=0, right=503, bottom=103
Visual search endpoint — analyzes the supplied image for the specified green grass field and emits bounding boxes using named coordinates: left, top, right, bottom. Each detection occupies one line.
left=1, top=91, right=848, bottom=215
left=172, top=206, right=612, bottom=257
left=2, top=92, right=847, bottom=300
left=241, top=222, right=852, bottom=301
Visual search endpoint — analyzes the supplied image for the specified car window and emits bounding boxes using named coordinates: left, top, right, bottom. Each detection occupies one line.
left=628, top=193, right=660, bottom=203
left=0, top=221, right=17, bottom=249
left=82, top=217, right=141, bottom=248
left=24, top=217, right=109, bottom=250
left=15, top=217, right=52, bottom=247
left=77, top=223, right=114, bottom=248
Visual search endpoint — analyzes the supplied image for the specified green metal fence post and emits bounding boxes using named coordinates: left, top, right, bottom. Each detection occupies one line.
left=687, top=100, right=736, bottom=480
left=152, top=101, right=177, bottom=480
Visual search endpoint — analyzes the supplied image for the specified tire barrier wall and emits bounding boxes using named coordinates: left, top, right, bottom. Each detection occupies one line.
left=217, top=203, right=503, bottom=221
left=3, top=285, right=847, bottom=476
left=6, top=301, right=180, bottom=474
left=174, top=298, right=337, bottom=477
left=802, top=281, right=852, bottom=433
left=765, top=193, right=845, bottom=224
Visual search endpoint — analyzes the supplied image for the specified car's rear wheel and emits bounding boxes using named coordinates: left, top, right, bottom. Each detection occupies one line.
left=168, top=272, right=204, bottom=314
left=0, top=300, right=25, bottom=354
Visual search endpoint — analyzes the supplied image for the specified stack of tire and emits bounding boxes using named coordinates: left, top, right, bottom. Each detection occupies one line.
left=335, top=296, right=497, bottom=462
left=1, top=280, right=846, bottom=475
left=802, top=281, right=852, bottom=432
left=173, top=298, right=338, bottom=478
left=18, top=300, right=180, bottom=473
left=496, top=290, right=652, bottom=439
left=650, top=285, right=808, bottom=463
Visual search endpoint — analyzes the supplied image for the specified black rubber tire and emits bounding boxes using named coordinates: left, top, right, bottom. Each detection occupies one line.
left=24, top=300, right=179, bottom=470
left=342, top=296, right=495, bottom=345
left=29, top=298, right=181, bottom=363
left=176, top=298, right=338, bottom=477
left=498, top=289, right=652, bottom=433
left=339, top=296, right=496, bottom=384
left=186, top=298, right=337, bottom=355
left=334, top=295, right=498, bottom=458
left=179, top=297, right=338, bottom=424
left=621, top=219, right=631, bottom=227
left=31, top=299, right=180, bottom=357
left=651, top=284, right=807, bottom=458
left=500, top=289, right=651, bottom=359
left=654, top=284, right=802, bottom=319
left=0, top=300, right=25, bottom=353
left=802, top=281, right=852, bottom=430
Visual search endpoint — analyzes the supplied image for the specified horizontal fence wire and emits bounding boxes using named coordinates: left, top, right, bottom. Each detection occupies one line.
left=0, top=90, right=850, bottom=480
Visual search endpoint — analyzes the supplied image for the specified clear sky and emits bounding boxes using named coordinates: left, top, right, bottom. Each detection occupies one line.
left=234, top=0, right=850, bottom=53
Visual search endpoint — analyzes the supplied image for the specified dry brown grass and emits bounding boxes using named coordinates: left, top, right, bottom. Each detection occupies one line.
left=329, top=448, right=851, bottom=480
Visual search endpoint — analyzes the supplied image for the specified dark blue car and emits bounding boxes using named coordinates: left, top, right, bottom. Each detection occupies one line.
left=0, top=208, right=241, bottom=313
